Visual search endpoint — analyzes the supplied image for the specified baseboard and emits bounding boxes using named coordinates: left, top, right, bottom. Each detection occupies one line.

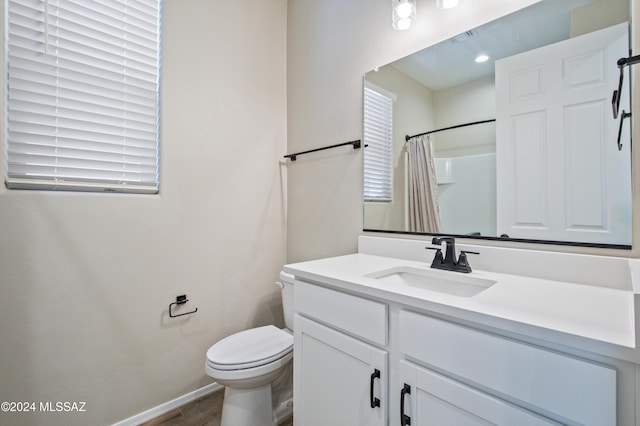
left=111, top=382, right=223, bottom=426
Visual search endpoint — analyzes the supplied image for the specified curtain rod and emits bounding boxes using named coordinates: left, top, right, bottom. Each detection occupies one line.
left=284, top=139, right=362, bottom=161
left=405, top=119, right=496, bottom=142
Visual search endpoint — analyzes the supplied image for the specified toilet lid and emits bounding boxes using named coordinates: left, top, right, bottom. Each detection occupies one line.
left=206, top=325, right=293, bottom=370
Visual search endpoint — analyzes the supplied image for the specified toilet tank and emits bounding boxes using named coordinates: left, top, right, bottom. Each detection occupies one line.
left=277, top=271, right=295, bottom=331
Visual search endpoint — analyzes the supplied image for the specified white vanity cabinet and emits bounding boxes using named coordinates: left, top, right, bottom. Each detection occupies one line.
left=294, top=280, right=389, bottom=426
left=293, top=278, right=621, bottom=426
left=397, top=310, right=616, bottom=426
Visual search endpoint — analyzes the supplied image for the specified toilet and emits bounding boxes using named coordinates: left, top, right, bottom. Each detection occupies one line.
left=205, top=271, right=294, bottom=426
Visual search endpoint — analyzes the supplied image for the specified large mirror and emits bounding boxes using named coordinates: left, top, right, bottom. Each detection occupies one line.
left=363, top=0, right=632, bottom=248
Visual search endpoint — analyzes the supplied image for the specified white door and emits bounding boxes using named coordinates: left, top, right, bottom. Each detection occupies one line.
left=496, top=22, right=631, bottom=245
left=398, top=361, right=559, bottom=426
left=294, top=315, right=387, bottom=426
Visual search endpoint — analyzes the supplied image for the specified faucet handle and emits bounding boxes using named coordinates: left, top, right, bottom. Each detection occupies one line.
left=425, top=246, right=444, bottom=266
left=457, top=251, right=479, bottom=273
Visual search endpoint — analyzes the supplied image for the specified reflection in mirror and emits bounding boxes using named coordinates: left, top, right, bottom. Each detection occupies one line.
left=363, top=0, right=632, bottom=248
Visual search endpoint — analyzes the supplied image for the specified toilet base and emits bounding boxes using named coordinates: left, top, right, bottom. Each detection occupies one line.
left=221, top=383, right=274, bottom=426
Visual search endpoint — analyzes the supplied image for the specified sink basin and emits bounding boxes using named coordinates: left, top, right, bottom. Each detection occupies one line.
left=366, top=266, right=496, bottom=297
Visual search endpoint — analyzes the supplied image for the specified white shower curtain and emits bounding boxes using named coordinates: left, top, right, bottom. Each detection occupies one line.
left=407, top=134, right=441, bottom=233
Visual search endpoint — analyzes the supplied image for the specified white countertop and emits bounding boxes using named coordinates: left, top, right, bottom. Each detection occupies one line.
left=285, top=253, right=638, bottom=360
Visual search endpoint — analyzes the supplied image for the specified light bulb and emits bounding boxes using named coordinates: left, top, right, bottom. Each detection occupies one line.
left=395, top=1, right=413, bottom=19
left=392, top=0, right=416, bottom=31
left=395, top=18, right=412, bottom=30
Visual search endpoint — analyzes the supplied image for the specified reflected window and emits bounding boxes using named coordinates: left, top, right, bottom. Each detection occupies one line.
left=363, top=83, right=395, bottom=202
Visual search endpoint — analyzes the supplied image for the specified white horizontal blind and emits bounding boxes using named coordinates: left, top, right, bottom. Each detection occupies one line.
left=5, top=0, right=161, bottom=193
left=363, top=85, right=393, bottom=201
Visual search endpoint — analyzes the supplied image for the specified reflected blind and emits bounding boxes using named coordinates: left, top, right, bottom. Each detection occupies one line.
left=363, top=85, right=393, bottom=201
left=5, top=0, right=161, bottom=193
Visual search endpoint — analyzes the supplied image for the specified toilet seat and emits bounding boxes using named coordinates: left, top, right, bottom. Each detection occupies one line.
left=206, top=325, right=293, bottom=371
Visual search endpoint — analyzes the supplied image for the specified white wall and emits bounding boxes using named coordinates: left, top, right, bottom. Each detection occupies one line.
left=571, top=0, right=629, bottom=36
left=287, top=0, right=542, bottom=262
left=432, top=76, right=496, bottom=157
left=0, top=1, right=287, bottom=425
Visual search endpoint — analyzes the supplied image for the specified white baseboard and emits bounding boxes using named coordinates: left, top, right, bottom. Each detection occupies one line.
left=111, top=382, right=223, bottom=426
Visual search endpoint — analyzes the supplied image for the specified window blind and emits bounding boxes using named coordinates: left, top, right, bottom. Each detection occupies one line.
left=363, top=85, right=394, bottom=202
left=5, top=0, right=161, bottom=193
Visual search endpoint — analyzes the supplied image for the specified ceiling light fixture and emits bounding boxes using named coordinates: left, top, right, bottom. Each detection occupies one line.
left=392, top=0, right=416, bottom=31
left=437, top=0, right=461, bottom=9
left=475, top=54, right=490, bottom=63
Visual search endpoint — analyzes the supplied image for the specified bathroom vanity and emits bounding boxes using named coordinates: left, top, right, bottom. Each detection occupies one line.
left=284, top=236, right=640, bottom=426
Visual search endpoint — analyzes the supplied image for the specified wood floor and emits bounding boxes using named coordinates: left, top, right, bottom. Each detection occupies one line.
left=141, top=389, right=293, bottom=426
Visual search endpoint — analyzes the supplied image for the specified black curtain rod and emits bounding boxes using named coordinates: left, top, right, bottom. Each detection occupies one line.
left=284, top=139, right=361, bottom=161
left=405, top=119, right=496, bottom=142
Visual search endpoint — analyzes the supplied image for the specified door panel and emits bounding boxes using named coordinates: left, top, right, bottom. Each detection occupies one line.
left=496, top=22, right=631, bottom=244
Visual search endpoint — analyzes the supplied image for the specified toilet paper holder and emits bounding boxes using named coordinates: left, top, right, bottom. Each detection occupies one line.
left=169, top=294, right=198, bottom=318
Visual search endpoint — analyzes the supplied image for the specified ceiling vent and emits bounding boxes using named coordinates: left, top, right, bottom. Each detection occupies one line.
left=450, top=30, right=474, bottom=43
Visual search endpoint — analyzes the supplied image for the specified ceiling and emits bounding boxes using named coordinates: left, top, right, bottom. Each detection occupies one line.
left=390, top=0, right=595, bottom=90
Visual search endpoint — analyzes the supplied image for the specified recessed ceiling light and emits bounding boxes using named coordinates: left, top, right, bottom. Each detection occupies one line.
left=475, top=54, right=490, bottom=63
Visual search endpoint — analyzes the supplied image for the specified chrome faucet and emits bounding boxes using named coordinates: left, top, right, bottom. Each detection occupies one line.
left=427, top=236, right=478, bottom=273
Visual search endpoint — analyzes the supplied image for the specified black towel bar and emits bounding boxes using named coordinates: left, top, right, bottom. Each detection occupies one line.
left=284, top=140, right=362, bottom=161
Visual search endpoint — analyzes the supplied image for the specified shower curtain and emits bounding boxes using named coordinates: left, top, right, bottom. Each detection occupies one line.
left=407, top=134, right=441, bottom=233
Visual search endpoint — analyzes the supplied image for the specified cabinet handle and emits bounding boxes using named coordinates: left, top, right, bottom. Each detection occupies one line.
left=400, top=383, right=411, bottom=425
left=370, top=369, right=381, bottom=408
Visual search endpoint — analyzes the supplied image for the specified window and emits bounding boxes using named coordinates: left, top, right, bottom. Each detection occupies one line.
left=363, top=82, right=394, bottom=201
left=5, top=0, right=161, bottom=193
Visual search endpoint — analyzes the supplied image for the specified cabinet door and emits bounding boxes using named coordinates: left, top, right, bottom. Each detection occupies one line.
left=398, top=361, right=559, bottom=426
left=294, top=314, right=387, bottom=426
